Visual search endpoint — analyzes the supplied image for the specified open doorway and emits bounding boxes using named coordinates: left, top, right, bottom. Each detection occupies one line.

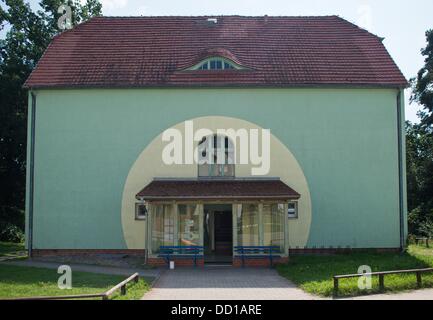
left=204, top=204, right=233, bottom=264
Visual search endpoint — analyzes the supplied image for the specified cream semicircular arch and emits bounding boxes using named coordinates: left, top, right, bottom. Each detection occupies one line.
left=121, top=116, right=312, bottom=249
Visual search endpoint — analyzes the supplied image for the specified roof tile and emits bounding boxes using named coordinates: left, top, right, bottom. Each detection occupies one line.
left=24, top=16, right=408, bottom=88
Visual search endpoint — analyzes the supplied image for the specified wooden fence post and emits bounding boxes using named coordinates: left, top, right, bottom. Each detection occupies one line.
left=379, top=274, right=385, bottom=291
left=333, top=278, right=339, bottom=296
left=416, top=272, right=422, bottom=288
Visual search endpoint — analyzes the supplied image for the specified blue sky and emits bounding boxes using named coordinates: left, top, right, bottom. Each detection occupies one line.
left=5, top=0, right=433, bottom=122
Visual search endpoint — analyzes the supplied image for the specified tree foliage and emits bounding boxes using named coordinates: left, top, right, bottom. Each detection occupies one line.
left=406, top=122, right=433, bottom=236
left=411, top=29, right=433, bottom=128
left=408, top=29, right=433, bottom=237
left=0, top=0, right=101, bottom=242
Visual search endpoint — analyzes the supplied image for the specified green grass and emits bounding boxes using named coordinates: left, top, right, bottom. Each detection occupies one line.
left=277, top=245, right=433, bottom=297
left=0, top=242, right=25, bottom=256
left=0, top=264, right=152, bottom=300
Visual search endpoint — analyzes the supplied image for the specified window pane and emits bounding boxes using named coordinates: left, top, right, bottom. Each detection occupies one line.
left=135, top=203, right=147, bottom=220
left=288, top=202, right=297, bottom=218
left=210, top=60, right=216, bottom=69
left=178, top=204, right=200, bottom=246
left=216, top=60, right=222, bottom=69
left=198, top=134, right=234, bottom=177
left=151, top=204, right=174, bottom=253
left=237, top=204, right=259, bottom=246
left=263, top=204, right=285, bottom=253
left=224, top=62, right=234, bottom=69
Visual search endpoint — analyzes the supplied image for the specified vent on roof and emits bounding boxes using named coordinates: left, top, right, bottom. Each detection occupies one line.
left=207, top=18, right=218, bottom=25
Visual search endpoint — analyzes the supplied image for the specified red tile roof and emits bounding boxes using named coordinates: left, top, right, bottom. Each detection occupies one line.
left=24, top=16, right=408, bottom=88
left=136, top=179, right=301, bottom=201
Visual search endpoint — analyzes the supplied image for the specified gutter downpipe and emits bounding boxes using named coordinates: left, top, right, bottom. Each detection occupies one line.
left=28, top=91, right=37, bottom=258
left=397, top=90, right=405, bottom=252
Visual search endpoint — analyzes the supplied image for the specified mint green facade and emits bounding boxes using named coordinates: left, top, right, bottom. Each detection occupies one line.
left=26, top=88, right=407, bottom=250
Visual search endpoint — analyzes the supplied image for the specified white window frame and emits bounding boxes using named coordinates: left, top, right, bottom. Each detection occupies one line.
left=187, top=57, right=245, bottom=71
left=287, top=201, right=298, bottom=219
left=135, top=202, right=148, bottom=220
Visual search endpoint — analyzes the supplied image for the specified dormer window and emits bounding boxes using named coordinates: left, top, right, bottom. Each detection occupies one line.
left=188, top=57, right=244, bottom=71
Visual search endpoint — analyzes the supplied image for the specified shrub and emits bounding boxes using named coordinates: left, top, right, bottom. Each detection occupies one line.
left=0, top=223, right=25, bottom=243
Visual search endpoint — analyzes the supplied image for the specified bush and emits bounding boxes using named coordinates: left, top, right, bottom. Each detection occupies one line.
left=0, top=206, right=25, bottom=243
left=0, top=223, right=25, bottom=243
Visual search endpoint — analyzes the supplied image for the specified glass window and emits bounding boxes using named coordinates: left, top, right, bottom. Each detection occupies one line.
left=263, top=204, right=285, bottom=253
left=178, top=204, right=200, bottom=246
left=237, top=204, right=259, bottom=246
left=288, top=202, right=298, bottom=219
left=151, top=204, right=174, bottom=253
left=198, top=134, right=235, bottom=178
left=135, top=203, right=147, bottom=220
left=193, top=58, right=238, bottom=70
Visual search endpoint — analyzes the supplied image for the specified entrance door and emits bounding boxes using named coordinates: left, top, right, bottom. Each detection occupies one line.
left=214, top=211, right=233, bottom=257
left=204, top=205, right=233, bottom=264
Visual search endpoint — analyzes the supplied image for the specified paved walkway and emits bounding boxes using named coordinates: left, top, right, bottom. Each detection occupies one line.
left=1, top=259, right=160, bottom=279
left=4, top=261, right=432, bottom=300
left=142, top=266, right=319, bottom=300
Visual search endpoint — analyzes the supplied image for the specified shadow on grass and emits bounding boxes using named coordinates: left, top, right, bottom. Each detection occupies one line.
left=277, top=248, right=433, bottom=297
left=0, top=242, right=25, bottom=256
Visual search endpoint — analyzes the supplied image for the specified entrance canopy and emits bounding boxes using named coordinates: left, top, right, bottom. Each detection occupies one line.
left=136, top=178, right=300, bottom=201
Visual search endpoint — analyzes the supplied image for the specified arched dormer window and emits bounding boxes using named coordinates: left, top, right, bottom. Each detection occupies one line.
left=198, top=134, right=235, bottom=178
left=188, top=57, right=244, bottom=71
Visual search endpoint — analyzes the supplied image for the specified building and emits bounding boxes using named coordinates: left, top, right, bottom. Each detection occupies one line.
left=24, top=16, right=408, bottom=266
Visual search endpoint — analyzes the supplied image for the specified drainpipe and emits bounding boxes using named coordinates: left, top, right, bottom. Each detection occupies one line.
left=396, top=90, right=405, bottom=252
left=28, top=91, right=37, bottom=258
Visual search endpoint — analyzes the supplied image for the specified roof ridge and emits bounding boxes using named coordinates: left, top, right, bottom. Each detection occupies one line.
left=91, top=15, right=340, bottom=19
left=332, top=15, right=383, bottom=40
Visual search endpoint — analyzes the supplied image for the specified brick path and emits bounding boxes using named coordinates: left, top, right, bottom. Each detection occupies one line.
left=142, top=266, right=318, bottom=300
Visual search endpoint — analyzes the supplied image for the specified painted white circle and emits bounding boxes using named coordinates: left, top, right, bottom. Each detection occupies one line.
left=121, top=116, right=312, bottom=249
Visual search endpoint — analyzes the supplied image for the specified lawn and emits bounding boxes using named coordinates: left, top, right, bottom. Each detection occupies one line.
left=0, top=242, right=25, bottom=256
left=277, top=245, right=433, bottom=297
left=0, top=264, right=152, bottom=300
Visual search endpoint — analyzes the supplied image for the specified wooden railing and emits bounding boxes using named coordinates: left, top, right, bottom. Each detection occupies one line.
left=415, top=237, right=430, bottom=247
left=102, top=272, right=140, bottom=300
left=333, top=268, right=433, bottom=296
left=5, top=272, right=140, bottom=300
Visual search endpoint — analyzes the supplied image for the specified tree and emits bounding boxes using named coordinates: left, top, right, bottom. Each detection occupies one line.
left=407, top=29, right=433, bottom=238
left=411, top=29, right=433, bottom=128
left=406, top=122, right=433, bottom=236
left=0, top=0, right=101, bottom=242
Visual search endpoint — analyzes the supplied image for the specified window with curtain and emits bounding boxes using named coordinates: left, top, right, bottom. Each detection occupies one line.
left=263, top=204, right=285, bottom=253
left=178, top=204, right=200, bottom=246
left=151, top=204, right=174, bottom=253
left=198, top=134, right=235, bottom=178
left=236, top=204, right=259, bottom=246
